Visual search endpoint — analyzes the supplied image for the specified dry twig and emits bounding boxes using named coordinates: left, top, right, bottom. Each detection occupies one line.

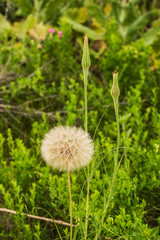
left=0, top=208, right=71, bottom=227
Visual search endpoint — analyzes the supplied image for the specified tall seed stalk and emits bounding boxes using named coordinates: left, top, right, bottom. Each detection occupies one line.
left=67, top=171, right=73, bottom=240
left=96, top=70, right=120, bottom=239
left=81, top=36, right=91, bottom=240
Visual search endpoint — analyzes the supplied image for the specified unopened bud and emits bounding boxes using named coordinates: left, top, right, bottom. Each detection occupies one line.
left=81, top=37, right=91, bottom=69
left=111, top=70, right=120, bottom=101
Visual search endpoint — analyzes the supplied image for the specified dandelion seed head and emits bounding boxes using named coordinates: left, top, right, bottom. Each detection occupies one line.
left=41, top=126, right=94, bottom=171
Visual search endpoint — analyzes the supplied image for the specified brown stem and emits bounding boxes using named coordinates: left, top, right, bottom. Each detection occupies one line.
left=0, top=208, right=72, bottom=227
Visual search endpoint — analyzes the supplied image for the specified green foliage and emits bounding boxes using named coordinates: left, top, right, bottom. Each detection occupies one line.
left=13, top=0, right=68, bottom=23
left=60, top=0, right=160, bottom=50
left=111, top=0, right=160, bottom=43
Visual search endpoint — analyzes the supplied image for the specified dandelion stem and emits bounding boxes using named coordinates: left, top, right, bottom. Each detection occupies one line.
left=83, top=68, right=88, bottom=132
left=114, top=99, right=120, bottom=169
left=83, top=67, right=90, bottom=239
left=85, top=167, right=90, bottom=237
left=95, top=71, right=120, bottom=239
left=67, top=171, right=72, bottom=240
left=82, top=36, right=91, bottom=240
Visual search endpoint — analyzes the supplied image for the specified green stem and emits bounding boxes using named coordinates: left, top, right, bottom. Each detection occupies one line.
left=95, top=100, right=120, bottom=240
left=85, top=166, right=90, bottom=240
left=83, top=67, right=89, bottom=240
left=68, top=171, right=72, bottom=240
left=83, top=68, right=88, bottom=132
left=114, top=99, right=120, bottom=170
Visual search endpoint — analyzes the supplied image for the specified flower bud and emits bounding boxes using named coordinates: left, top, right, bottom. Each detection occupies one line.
left=81, top=37, right=91, bottom=69
left=111, top=70, right=120, bottom=101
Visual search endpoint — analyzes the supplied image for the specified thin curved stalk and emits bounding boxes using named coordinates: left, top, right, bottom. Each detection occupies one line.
left=96, top=104, right=120, bottom=239
left=83, top=68, right=90, bottom=240
left=68, top=171, right=73, bottom=240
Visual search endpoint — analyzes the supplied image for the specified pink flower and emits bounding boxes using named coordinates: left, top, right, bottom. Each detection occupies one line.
left=49, top=28, right=55, bottom=34
left=58, top=31, right=63, bottom=38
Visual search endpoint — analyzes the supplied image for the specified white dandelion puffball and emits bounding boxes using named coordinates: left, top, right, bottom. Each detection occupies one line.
left=41, top=126, right=94, bottom=171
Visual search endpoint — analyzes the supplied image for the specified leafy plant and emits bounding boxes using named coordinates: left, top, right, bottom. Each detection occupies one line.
left=111, top=0, right=160, bottom=43
left=63, top=0, right=160, bottom=49
left=13, top=0, right=68, bottom=23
